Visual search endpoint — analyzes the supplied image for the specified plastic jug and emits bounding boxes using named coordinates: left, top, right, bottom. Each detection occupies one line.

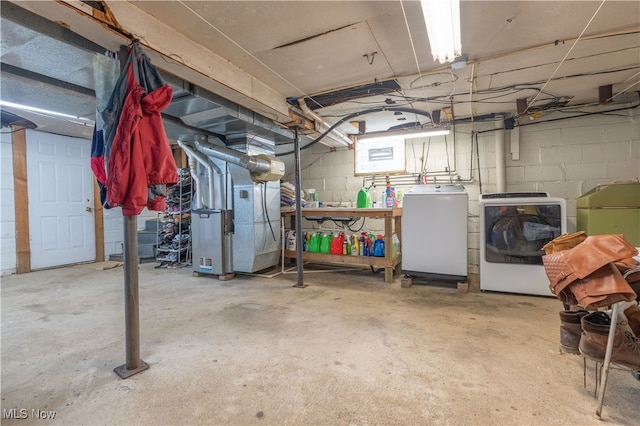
left=373, top=235, right=385, bottom=257
left=385, top=185, right=397, bottom=208
left=330, top=233, right=344, bottom=254
left=357, top=188, right=371, bottom=208
left=287, top=230, right=296, bottom=251
left=309, top=233, right=320, bottom=253
left=391, top=233, right=401, bottom=257
left=320, top=232, right=332, bottom=254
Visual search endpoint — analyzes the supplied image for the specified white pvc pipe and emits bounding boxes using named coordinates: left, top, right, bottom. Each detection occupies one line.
left=495, top=117, right=506, bottom=193
left=298, top=98, right=353, bottom=147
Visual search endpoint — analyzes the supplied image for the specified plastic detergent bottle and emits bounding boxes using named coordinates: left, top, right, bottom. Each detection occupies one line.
left=392, top=233, right=401, bottom=257
left=330, top=233, right=343, bottom=254
left=373, top=235, right=385, bottom=257
left=320, top=232, right=332, bottom=254
left=287, top=230, right=296, bottom=251
left=309, top=233, right=320, bottom=253
left=385, top=185, right=397, bottom=208
left=361, top=233, right=370, bottom=256
left=352, top=236, right=359, bottom=256
left=357, top=188, right=371, bottom=208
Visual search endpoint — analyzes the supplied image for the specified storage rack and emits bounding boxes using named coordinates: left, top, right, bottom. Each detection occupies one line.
left=280, top=207, right=402, bottom=283
left=156, top=169, right=193, bottom=267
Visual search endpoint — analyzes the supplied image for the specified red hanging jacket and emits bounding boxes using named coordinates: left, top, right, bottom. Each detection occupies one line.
left=106, top=62, right=178, bottom=216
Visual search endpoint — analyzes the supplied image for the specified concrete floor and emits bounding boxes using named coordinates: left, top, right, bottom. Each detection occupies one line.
left=1, top=263, right=639, bottom=425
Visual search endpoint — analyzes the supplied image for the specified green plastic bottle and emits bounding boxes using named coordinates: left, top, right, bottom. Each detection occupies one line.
left=357, top=188, right=371, bottom=208
left=320, top=232, right=332, bottom=253
left=309, top=233, right=320, bottom=253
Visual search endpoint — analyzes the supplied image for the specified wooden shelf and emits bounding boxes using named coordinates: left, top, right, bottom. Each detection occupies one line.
left=281, top=207, right=403, bottom=283
left=283, top=250, right=401, bottom=268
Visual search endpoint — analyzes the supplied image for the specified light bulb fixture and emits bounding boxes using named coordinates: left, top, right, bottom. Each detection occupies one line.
left=357, top=126, right=450, bottom=142
left=420, top=0, right=462, bottom=64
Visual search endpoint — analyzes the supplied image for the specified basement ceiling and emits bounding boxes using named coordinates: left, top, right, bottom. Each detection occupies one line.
left=1, top=1, right=639, bottom=149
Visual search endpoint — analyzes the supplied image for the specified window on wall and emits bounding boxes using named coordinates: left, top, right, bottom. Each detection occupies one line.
left=354, top=136, right=406, bottom=176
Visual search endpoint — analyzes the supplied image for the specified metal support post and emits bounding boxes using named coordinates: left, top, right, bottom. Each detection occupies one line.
left=114, top=215, right=149, bottom=378
left=594, top=302, right=621, bottom=419
left=292, top=128, right=307, bottom=288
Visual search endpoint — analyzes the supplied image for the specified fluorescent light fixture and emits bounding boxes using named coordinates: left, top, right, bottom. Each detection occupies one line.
left=420, top=0, right=462, bottom=64
left=357, top=127, right=450, bottom=142
left=0, top=100, right=95, bottom=127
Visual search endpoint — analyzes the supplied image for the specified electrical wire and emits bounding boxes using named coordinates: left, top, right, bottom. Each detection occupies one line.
left=0, top=127, right=32, bottom=134
left=608, top=79, right=640, bottom=102
left=444, top=134, right=452, bottom=183
left=399, top=0, right=433, bottom=119
left=347, top=217, right=366, bottom=233
left=524, top=0, right=607, bottom=114
left=177, top=1, right=324, bottom=109
left=424, top=138, right=431, bottom=175
left=475, top=132, right=482, bottom=194
left=260, top=182, right=276, bottom=241
left=275, top=106, right=433, bottom=156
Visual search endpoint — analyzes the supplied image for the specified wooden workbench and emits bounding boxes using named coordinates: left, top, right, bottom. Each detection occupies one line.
left=280, top=207, right=402, bottom=283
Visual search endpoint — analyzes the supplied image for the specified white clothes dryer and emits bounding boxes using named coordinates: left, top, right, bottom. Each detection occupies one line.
left=479, top=192, right=566, bottom=296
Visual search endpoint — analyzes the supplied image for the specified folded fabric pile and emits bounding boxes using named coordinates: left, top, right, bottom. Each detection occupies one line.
left=545, top=232, right=640, bottom=369
left=542, top=233, right=638, bottom=309
left=280, top=182, right=306, bottom=207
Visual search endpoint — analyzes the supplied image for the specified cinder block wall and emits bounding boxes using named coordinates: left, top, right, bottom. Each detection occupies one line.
left=284, top=110, right=640, bottom=286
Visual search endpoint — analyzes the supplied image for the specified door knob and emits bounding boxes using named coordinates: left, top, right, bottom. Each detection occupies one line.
left=86, top=206, right=93, bottom=212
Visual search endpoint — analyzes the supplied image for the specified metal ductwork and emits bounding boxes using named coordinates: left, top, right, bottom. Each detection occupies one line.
left=177, top=139, right=217, bottom=209
left=185, top=133, right=282, bottom=277
left=194, top=135, right=284, bottom=183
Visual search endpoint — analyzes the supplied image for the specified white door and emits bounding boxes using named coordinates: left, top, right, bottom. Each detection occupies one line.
left=27, top=130, right=95, bottom=269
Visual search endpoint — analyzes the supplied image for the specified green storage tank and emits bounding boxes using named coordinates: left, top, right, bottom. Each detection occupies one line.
left=576, top=182, right=640, bottom=246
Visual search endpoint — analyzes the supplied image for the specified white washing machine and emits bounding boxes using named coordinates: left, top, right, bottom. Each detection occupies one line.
left=402, top=184, right=468, bottom=281
left=479, top=192, right=566, bottom=296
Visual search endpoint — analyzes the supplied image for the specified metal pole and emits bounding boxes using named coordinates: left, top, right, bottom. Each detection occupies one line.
left=594, top=302, right=621, bottom=420
left=112, top=44, right=149, bottom=379
left=114, top=215, right=149, bottom=378
left=292, top=128, right=307, bottom=288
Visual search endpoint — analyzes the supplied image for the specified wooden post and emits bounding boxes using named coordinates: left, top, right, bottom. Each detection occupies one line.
left=11, top=125, right=30, bottom=273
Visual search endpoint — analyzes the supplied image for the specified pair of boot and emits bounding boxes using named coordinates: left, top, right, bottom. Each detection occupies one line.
left=559, top=308, right=640, bottom=369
